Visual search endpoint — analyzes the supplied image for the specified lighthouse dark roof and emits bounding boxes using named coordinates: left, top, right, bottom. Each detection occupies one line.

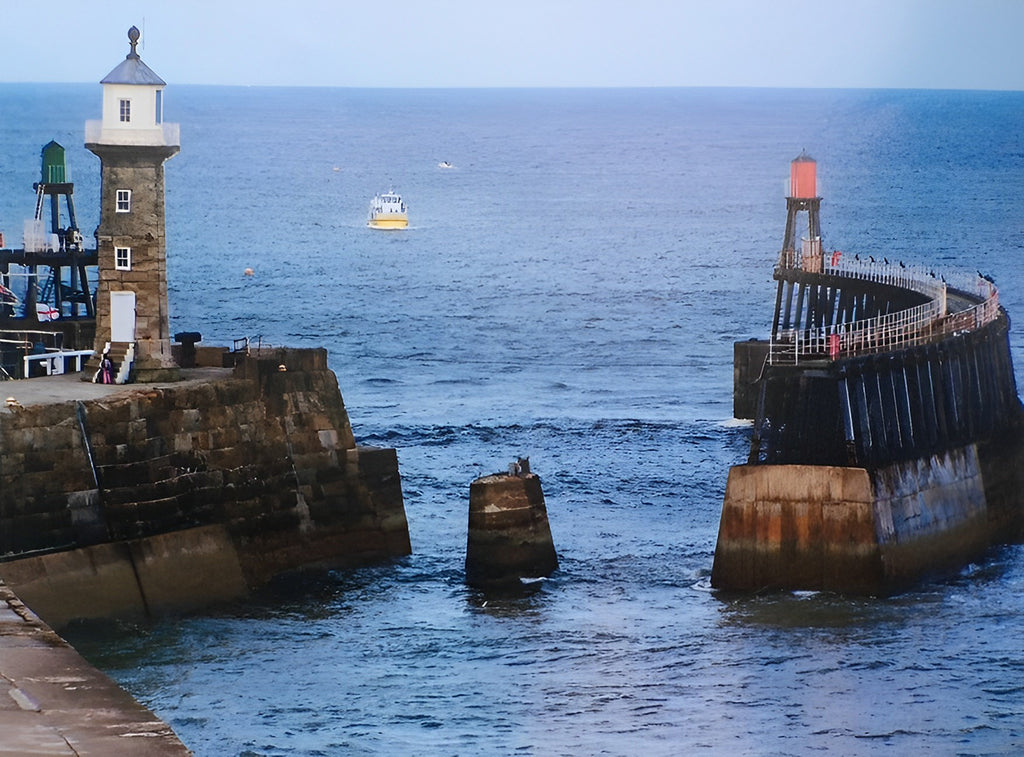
left=100, top=26, right=166, bottom=86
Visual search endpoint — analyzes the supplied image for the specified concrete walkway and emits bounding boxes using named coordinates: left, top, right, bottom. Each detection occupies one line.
left=0, top=367, right=234, bottom=409
left=0, top=581, right=190, bottom=755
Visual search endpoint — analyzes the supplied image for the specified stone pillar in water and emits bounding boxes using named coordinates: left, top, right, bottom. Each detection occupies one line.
left=465, top=462, right=558, bottom=588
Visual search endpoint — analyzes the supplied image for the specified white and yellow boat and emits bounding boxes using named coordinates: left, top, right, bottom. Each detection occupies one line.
left=367, top=190, right=408, bottom=229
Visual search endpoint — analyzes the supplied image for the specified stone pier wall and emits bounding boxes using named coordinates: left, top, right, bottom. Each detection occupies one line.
left=0, top=348, right=411, bottom=627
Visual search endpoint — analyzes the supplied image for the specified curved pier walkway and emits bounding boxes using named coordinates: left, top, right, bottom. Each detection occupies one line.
left=0, top=580, right=189, bottom=755
left=769, top=253, right=999, bottom=365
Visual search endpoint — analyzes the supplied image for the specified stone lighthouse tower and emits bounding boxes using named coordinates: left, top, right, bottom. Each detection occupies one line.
left=85, top=26, right=180, bottom=382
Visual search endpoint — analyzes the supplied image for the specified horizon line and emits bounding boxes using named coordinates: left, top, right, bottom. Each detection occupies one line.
left=2, top=82, right=1022, bottom=94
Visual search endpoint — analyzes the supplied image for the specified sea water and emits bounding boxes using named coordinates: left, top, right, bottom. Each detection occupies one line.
left=3, top=85, right=1024, bottom=755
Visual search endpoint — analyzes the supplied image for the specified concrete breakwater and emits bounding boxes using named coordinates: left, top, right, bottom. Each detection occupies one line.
left=718, top=286, right=1024, bottom=593
left=0, top=347, right=411, bottom=629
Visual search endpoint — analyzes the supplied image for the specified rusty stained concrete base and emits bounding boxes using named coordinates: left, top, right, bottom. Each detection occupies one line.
left=465, top=472, right=558, bottom=588
left=0, top=580, right=190, bottom=756
left=712, top=464, right=883, bottom=593
left=711, top=445, right=995, bottom=594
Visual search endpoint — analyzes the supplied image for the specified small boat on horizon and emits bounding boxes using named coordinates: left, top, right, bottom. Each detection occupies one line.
left=367, top=190, right=408, bottom=230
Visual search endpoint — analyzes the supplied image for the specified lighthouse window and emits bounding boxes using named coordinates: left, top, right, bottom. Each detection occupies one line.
left=155, top=90, right=163, bottom=124
left=115, top=246, right=132, bottom=271
left=116, top=189, right=131, bottom=213
left=119, top=98, right=131, bottom=123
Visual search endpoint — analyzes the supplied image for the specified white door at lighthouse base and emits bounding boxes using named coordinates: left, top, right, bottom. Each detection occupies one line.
left=110, top=291, right=136, bottom=342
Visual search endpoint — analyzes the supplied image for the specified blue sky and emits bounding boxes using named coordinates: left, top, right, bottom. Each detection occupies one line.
left=2, top=0, right=1022, bottom=89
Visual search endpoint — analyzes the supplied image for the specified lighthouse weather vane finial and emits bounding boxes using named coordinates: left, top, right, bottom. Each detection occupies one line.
left=127, top=25, right=141, bottom=59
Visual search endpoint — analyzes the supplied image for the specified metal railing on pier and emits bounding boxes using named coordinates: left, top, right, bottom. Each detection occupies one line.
left=233, top=335, right=272, bottom=356
left=770, top=247, right=999, bottom=365
left=0, top=329, right=97, bottom=380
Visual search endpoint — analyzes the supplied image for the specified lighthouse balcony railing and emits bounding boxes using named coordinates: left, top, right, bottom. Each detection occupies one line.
left=85, top=120, right=180, bottom=148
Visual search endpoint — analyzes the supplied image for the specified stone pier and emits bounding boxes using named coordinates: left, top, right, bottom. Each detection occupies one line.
left=0, top=347, right=411, bottom=629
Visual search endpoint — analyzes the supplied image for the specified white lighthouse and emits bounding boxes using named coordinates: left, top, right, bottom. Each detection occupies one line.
left=85, top=26, right=180, bottom=382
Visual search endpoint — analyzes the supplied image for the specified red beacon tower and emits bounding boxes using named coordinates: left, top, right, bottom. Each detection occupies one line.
left=781, top=152, right=823, bottom=270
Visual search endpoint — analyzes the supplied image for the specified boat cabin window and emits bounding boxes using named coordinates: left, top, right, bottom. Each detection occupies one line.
left=116, top=189, right=132, bottom=213
left=115, top=246, right=132, bottom=271
left=119, top=98, right=131, bottom=123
